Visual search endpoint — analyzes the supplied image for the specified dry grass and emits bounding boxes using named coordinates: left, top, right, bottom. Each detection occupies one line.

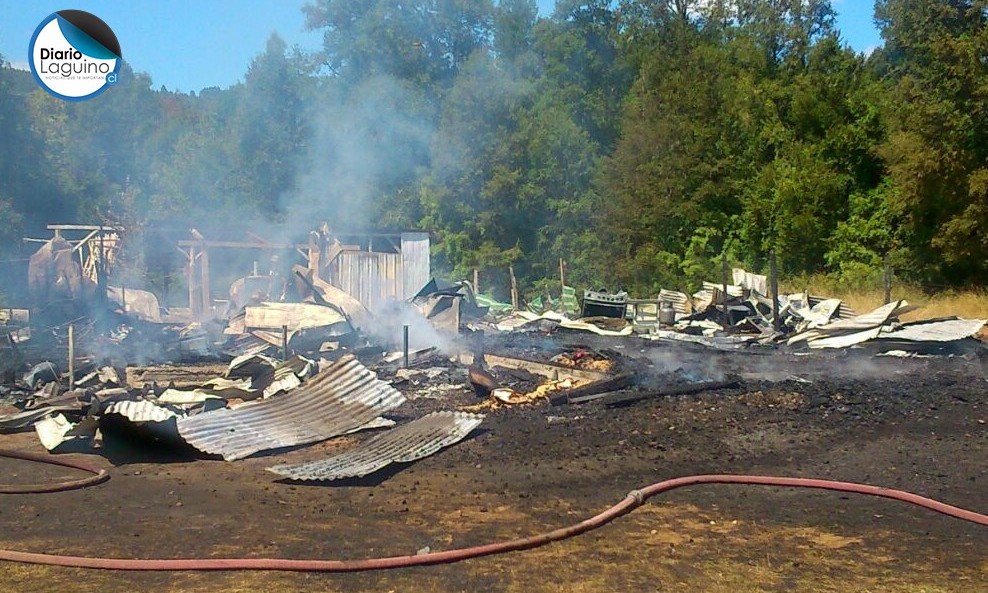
left=781, top=275, right=988, bottom=322
left=0, top=500, right=979, bottom=593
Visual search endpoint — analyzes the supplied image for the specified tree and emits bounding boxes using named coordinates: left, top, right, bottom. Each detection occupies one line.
left=228, top=34, right=310, bottom=218
left=494, top=0, right=538, bottom=64
left=874, top=0, right=988, bottom=283
left=303, top=0, right=494, bottom=88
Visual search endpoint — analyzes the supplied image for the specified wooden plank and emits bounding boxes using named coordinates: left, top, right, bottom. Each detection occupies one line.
left=47, top=224, right=124, bottom=231
left=560, top=373, right=635, bottom=405
left=23, top=238, right=81, bottom=244
left=70, top=230, right=100, bottom=253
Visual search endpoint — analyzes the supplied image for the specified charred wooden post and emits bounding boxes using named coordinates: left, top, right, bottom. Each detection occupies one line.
left=403, top=324, right=410, bottom=368
left=509, top=265, right=519, bottom=309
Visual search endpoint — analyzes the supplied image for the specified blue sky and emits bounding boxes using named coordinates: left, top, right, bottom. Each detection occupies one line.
left=0, top=1, right=883, bottom=94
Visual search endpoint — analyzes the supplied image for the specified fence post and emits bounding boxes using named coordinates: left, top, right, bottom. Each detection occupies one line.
left=473, top=269, right=480, bottom=295
left=721, top=254, right=730, bottom=326
left=509, top=265, right=519, bottom=309
left=883, top=254, right=892, bottom=305
left=770, top=250, right=780, bottom=332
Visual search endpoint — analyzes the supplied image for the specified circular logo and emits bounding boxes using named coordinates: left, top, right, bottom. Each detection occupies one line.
left=29, top=10, right=122, bottom=101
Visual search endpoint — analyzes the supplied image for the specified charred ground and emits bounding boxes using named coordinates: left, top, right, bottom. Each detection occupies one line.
left=0, top=336, right=984, bottom=592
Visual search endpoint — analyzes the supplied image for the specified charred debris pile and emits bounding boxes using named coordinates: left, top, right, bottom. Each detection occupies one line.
left=0, top=224, right=984, bottom=477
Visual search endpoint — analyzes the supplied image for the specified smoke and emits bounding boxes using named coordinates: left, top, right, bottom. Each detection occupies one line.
left=362, top=299, right=463, bottom=356
left=642, top=345, right=923, bottom=385
left=284, top=75, right=434, bottom=237
left=642, top=347, right=730, bottom=382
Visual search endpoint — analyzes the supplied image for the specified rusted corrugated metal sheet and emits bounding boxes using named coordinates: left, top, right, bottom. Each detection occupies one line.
left=400, top=232, right=430, bottom=299
left=267, top=411, right=483, bottom=481
left=176, top=355, right=406, bottom=461
left=334, top=252, right=402, bottom=312
left=104, top=400, right=178, bottom=423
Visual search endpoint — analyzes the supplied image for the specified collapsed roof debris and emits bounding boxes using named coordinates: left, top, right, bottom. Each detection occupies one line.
left=0, top=221, right=984, bottom=505
left=0, top=406, right=79, bottom=432
left=787, top=300, right=919, bottom=349
left=878, top=317, right=986, bottom=343
left=267, top=411, right=484, bottom=481
left=175, top=355, right=405, bottom=461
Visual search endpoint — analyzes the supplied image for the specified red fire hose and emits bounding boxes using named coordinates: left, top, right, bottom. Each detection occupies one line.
left=0, top=448, right=108, bottom=493
left=0, top=448, right=985, bottom=572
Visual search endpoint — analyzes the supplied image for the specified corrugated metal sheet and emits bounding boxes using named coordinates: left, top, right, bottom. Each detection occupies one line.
left=807, top=295, right=857, bottom=319
left=333, top=252, right=401, bottom=312
left=400, top=232, right=431, bottom=299
left=263, top=365, right=302, bottom=398
left=267, top=411, right=483, bottom=481
left=104, top=400, right=178, bottom=423
left=0, top=406, right=79, bottom=432
left=176, top=355, right=406, bottom=461
left=788, top=300, right=917, bottom=348
left=880, top=318, right=985, bottom=342
left=795, top=298, right=841, bottom=327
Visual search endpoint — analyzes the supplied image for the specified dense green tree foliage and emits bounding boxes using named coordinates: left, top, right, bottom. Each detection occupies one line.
left=1, top=0, right=987, bottom=300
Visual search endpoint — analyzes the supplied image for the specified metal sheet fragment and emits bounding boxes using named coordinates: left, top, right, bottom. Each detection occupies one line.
left=176, top=355, right=405, bottom=461
left=268, top=411, right=483, bottom=481
left=0, top=406, right=79, bottom=433
left=104, top=400, right=179, bottom=423
left=34, top=414, right=98, bottom=451
left=880, top=318, right=986, bottom=342
left=788, top=300, right=916, bottom=348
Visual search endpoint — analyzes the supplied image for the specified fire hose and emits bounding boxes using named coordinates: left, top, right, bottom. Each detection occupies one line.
left=0, top=449, right=108, bottom=493
left=0, top=450, right=985, bottom=572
